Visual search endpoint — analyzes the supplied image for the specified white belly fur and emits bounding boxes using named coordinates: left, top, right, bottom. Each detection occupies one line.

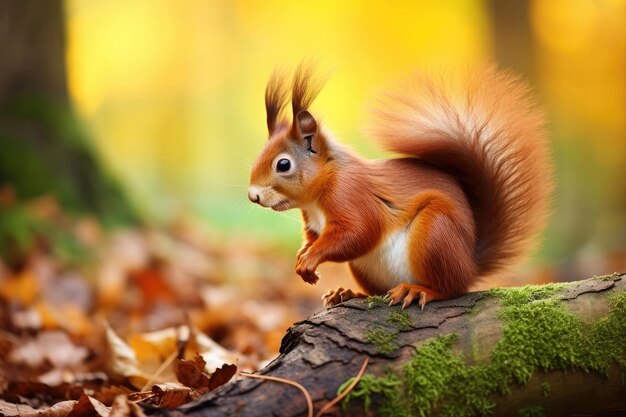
left=303, top=205, right=326, bottom=234
left=350, top=229, right=418, bottom=290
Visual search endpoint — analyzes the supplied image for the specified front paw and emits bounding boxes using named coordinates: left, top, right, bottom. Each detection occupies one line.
left=295, top=254, right=320, bottom=285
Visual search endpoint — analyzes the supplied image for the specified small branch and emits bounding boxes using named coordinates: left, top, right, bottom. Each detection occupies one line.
left=315, top=357, right=369, bottom=417
left=239, top=372, right=313, bottom=417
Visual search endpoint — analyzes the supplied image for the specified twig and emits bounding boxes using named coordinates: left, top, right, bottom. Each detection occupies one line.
left=140, top=349, right=179, bottom=392
left=314, top=357, right=369, bottom=417
left=239, top=372, right=313, bottom=417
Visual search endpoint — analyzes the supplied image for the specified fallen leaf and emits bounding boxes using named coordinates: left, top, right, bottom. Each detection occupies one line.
left=67, top=394, right=109, bottom=417
left=104, top=323, right=149, bottom=387
left=141, top=382, right=194, bottom=409
left=0, top=399, right=38, bottom=417
left=109, top=395, right=147, bottom=417
left=174, top=353, right=209, bottom=391
left=91, top=386, right=133, bottom=407
left=129, top=325, right=238, bottom=375
left=207, top=363, right=237, bottom=392
left=0, top=268, right=39, bottom=306
left=18, top=399, right=75, bottom=417
left=130, top=261, right=177, bottom=306
left=1, top=381, right=85, bottom=408
left=192, top=329, right=239, bottom=373
left=10, top=330, right=88, bottom=369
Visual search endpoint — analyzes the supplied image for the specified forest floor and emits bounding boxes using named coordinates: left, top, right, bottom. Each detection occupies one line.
left=0, top=193, right=354, bottom=416
left=1, top=192, right=622, bottom=416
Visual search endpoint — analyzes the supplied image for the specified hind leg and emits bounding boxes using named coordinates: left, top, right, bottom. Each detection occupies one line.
left=386, top=192, right=476, bottom=309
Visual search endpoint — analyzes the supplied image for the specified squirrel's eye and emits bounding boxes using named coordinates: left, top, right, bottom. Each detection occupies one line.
left=276, top=158, right=292, bottom=173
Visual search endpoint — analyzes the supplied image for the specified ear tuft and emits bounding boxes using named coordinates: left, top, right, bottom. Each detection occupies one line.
left=265, top=70, right=288, bottom=136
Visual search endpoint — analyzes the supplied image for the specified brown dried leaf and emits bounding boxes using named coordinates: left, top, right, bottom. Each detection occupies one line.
left=207, top=363, right=237, bottom=392
left=2, top=381, right=84, bottom=405
left=144, top=382, right=194, bottom=409
left=3, top=399, right=76, bottom=417
left=67, top=394, right=109, bottom=417
left=174, top=353, right=209, bottom=390
left=92, top=386, right=133, bottom=407
left=9, top=330, right=88, bottom=370
left=104, top=323, right=149, bottom=387
left=0, top=399, right=38, bottom=417
left=109, top=395, right=147, bottom=417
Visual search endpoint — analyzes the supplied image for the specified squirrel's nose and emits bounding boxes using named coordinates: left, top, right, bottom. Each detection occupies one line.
left=248, top=188, right=260, bottom=204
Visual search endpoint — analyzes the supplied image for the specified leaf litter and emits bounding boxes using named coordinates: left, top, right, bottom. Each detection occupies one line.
left=0, top=193, right=330, bottom=416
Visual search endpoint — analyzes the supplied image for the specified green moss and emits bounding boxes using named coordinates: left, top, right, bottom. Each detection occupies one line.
left=343, top=283, right=626, bottom=417
left=518, top=405, right=545, bottom=417
left=366, top=327, right=397, bottom=354
left=387, top=311, right=412, bottom=330
left=366, top=311, right=414, bottom=353
left=594, top=273, right=622, bottom=282
left=488, top=283, right=566, bottom=307
left=587, top=292, right=626, bottom=375
left=368, top=295, right=387, bottom=309
left=541, top=382, right=550, bottom=398
left=339, top=372, right=402, bottom=414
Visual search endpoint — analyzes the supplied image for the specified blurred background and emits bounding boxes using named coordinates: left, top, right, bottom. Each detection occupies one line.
left=61, top=0, right=625, bottom=273
left=0, top=0, right=625, bottom=377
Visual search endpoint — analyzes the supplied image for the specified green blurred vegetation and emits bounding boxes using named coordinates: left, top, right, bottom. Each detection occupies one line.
left=0, top=95, right=137, bottom=227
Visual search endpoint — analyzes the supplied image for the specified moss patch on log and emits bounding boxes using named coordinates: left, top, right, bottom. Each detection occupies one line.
left=366, top=310, right=414, bottom=353
left=342, top=281, right=626, bottom=416
left=386, top=311, right=412, bottom=330
left=367, top=295, right=387, bottom=309
left=517, top=405, right=545, bottom=417
left=366, top=327, right=398, bottom=354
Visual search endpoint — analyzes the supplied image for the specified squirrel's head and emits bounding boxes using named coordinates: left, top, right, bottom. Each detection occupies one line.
left=248, top=65, right=331, bottom=211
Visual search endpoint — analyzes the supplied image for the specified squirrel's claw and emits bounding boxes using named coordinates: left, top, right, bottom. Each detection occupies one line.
left=387, top=284, right=442, bottom=310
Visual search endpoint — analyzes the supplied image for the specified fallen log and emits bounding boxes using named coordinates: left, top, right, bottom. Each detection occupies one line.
left=153, top=274, right=626, bottom=417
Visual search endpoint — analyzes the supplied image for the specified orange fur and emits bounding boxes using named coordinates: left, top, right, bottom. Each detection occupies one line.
left=249, top=64, right=553, bottom=308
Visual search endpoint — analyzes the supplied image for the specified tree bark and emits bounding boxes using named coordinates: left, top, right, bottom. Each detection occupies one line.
left=149, top=274, right=626, bottom=417
left=0, top=0, right=137, bottom=232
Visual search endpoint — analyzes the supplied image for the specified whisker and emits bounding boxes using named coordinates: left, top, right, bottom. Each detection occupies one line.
left=234, top=152, right=253, bottom=169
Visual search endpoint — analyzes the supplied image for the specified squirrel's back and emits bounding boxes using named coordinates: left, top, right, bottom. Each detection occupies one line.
left=370, top=65, right=553, bottom=277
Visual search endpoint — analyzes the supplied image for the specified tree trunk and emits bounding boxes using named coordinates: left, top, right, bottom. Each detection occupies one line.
left=152, top=274, right=626, bottom=417
left=0, top=0, right=137, bottom=232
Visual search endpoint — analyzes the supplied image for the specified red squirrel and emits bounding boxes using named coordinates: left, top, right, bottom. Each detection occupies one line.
left=248, top=64, right=553, bottom=309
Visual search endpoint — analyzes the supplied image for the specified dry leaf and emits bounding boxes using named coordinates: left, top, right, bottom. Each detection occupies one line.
left=192, top=329, right=239, bottom=373
left=0, top=399, right=38, bottom=417
left=207, top=363, right=237, bottom=392
left=143, top=382, right=193, bottom=409
left=129, top=325, right=238, bottom=375
left=67, top=394, right=109, bottom=417
left=174, top=353, right=209, bottom=391
left=1, top=381, right=84, bottom=406
left=92, top=386, right=133, bottom=407
left=10, top=330, right=88, bottom=369
left=129, top=263, right=177, bottom=306
left=0, top=268, right=39, bottom=306
left=109, top=395, right=147, bottom=417
left=17, top=399, right=76, bottom=417
left=104, top=323, right=149, bottom=387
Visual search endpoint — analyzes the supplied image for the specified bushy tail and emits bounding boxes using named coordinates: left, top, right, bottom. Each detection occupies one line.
left=370, top=65, right=553, bottom=276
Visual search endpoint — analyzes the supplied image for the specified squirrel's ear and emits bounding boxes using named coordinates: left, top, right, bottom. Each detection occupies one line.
left=295, top=110, right=324, bottom=154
